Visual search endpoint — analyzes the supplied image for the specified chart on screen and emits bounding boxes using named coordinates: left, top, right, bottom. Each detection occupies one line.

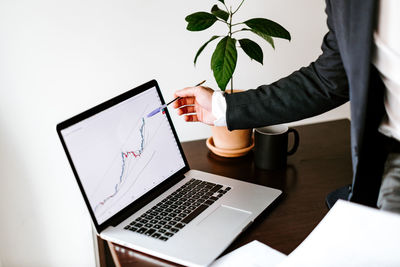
left=62, top=88, right=185, bottom=224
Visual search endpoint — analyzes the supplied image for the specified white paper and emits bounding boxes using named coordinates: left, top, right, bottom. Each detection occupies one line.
left=278, top=200, right=400, bottom=267
left=210, top=240, right=287, bottom=267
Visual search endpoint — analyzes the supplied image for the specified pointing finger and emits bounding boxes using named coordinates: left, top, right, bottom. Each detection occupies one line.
left=177, top=106, right=196, bottom=115
left=173, top=96, right=195, bottom=108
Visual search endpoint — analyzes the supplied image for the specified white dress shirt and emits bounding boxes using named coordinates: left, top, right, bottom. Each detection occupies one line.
left=373, top=0, right=400, bottom=142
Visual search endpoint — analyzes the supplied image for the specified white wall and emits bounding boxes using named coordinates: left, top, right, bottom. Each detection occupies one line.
left=0, top=0, right=348, bottom=266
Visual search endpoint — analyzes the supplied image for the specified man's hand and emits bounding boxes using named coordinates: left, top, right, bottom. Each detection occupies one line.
left=173, top=86, right=216, bottom=125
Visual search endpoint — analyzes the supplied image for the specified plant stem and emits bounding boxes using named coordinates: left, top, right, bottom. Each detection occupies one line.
left=229, top=6, right=232, bottom=37
left=233, top=0, right=245, bottom=15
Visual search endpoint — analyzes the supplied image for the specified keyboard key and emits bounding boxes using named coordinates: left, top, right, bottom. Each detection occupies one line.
left=172, top=216, right=182, bottom=222
left=159, top=236, right=168, bottom=241
left=151, top=233, right=161, bottom=238
left=135, top=223, right=143, bottom=228
left=193, top=179, right=201, bottom=185
left=170, top=228, right=179, bottom=233
left=174, top=209, right=183, bottom=214
left=163, top=224, right=172, bottom=229
left=124, top=225, right=130, bottom=229
left=165, top=232, right=174, bottom=237
left=168, top=220, right=177, bottom=225
left=210, top=185, right=223, bottom=193
left=129, top=227, right=138, bottom=232
left=158, top=229, right=167, bottom=233
left=182, top=209, right=191, bottom=214
left=175, top=223, right=185, bottom=229
left=205, top=200, right=214, bottom=205
left=145, top=229, right=156, bottom=236
left=182, top=204, right=209, bottom=224
left=153, top=224, right=162, bottom=229
left=137, top=228, right=147, bottom=234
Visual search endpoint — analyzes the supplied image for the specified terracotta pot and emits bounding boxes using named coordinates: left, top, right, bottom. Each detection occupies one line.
left=208, top=89, right=253, bottom=155
left=211, top=126, right=252, bottom=150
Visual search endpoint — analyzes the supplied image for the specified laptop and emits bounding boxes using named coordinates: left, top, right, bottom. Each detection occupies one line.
left=57, top=80, right=281, bottom=266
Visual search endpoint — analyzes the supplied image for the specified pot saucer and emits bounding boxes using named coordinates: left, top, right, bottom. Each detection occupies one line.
left=206, top=136, right=254, bottom=158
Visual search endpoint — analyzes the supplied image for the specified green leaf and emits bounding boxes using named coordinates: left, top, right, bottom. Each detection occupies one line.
left=194, top=35, right=220, bottom=65
left=211, top=4, right=229, bottom=21
left=251, top=29, right=275, bottom=49
left=239, top=38, right=263, bottom=64
left=244, top=18, right=291, bottom=40
left=218, top=0, right=225, bottom=4
left=241, top=28, right=275, bottom=49
left=211, top=36, right=237, bottom=91
left=185, top=12, right=217, bottom=31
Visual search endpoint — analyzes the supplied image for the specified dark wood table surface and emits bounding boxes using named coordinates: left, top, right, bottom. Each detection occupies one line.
left=99, top=119, right=353, bottom=267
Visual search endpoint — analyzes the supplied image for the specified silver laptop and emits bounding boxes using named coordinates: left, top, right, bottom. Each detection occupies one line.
left=57, top=80, right=281, bottom=267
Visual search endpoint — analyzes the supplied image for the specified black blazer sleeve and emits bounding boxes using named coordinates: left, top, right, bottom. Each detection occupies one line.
left=225, top=1, right=350, bottom=130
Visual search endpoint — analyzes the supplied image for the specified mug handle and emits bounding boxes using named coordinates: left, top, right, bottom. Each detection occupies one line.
left=287, top=128, right=299, bottom=156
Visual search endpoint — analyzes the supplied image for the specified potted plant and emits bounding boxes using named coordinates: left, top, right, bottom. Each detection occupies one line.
left=185, top=0, right=291, bottom=157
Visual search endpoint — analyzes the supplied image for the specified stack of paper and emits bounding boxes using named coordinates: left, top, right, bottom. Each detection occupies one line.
left=210, top=240, right=287, bottom=267
left=211, top=200, right=400, bottom=267
left=278, top=200, right=400, bottom=267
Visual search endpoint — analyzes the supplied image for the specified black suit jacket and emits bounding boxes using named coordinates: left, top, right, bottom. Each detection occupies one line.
left=225, top=0, right=387, bottom=207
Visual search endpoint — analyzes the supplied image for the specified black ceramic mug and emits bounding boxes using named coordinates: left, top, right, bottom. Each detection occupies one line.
left=254, top=125, right=299, bottom=170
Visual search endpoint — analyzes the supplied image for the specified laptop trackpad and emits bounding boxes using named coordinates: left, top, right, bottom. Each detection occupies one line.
left=198, top=205, right=251, bottom=233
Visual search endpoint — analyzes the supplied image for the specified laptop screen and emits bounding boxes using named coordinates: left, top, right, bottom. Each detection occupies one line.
left=60, top=84, right=186, bottom=225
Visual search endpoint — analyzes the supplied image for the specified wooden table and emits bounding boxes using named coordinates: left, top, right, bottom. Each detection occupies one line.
left=98, top=119, right=353, bottom=267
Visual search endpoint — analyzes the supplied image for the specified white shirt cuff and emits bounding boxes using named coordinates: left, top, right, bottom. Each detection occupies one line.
left=212, top=91, right=227, bottom=127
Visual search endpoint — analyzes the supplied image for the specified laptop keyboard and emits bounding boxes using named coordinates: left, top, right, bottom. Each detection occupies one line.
left=124, top=178, right=231, bottom=241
